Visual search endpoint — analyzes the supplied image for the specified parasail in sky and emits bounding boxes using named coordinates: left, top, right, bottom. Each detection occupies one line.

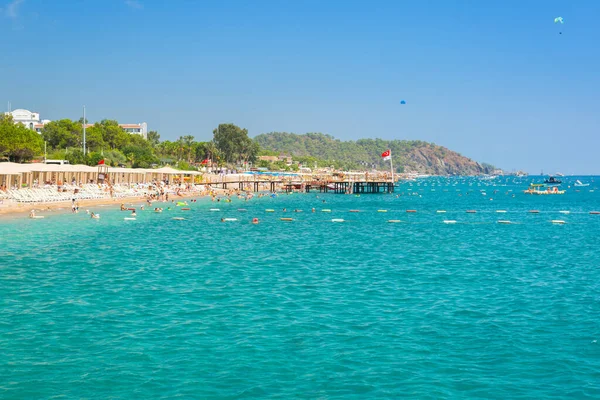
left=400, top=100, right=406, bottom=105
left=554, top=17, right=564, bottom=34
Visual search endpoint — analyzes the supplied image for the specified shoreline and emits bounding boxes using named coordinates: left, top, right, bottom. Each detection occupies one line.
left=0, top=190, right=228, bottom=220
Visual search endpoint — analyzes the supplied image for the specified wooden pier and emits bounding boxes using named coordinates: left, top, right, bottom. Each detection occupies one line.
left=205, top=176, right=394, bottom=194
left=286, top=181, right=394, bottom=194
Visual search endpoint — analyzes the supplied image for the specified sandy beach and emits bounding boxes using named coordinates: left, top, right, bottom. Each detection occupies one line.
left=0, top=189, right=233, bottom=219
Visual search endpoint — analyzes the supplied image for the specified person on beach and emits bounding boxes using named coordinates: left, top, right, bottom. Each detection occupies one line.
left=120, top=203, right=126, bottom=211
left=29, top=210, right=36, bottom=218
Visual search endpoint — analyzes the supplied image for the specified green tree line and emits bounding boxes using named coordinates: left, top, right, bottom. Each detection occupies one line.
left=254, top=132, right=496, bottom=174
left=0, top=116, right=260, bottom=170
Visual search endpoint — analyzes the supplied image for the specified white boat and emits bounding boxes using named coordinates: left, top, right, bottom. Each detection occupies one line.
left=574, top=180, right=589, bottom=187
left=523, top=184, right=565, bottom=195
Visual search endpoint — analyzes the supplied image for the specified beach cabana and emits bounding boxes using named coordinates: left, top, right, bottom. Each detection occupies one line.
left=107, top=167, right=150, bottom=185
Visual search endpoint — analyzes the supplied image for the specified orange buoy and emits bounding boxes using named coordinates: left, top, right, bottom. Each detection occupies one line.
left=252, top=217, right=259, bottom=224
left=590, top=211, right=600, bottom=215
left=406, top=210, right=417, bottom=213
left=280, top=218, right=293, bottom=221
left=181, top=208, right=190, bottom=211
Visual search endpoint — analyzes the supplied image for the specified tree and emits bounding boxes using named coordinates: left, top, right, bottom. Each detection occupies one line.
left=121, top=145, right=159, bottom=168
left=182, top=135, right=195, bottom=162
left=147, top=130, right=160, bottom=147
left=212, top=123, right=253, bottom=164
left=65, top=149, right=86, bottom=165
left=84, top=125, right=105, bottom=151
left=86, top=151, right=105, bottom=166
left=41, top=119, right=82, bottom=149
left=0, top=115, right=43, bottom=162
left=98, top=120, right=129, bottom=150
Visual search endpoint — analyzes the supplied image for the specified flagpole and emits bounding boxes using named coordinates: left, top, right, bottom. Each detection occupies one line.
left=82, top=106, right=86, bottom=155
left=389, top=150, right=394, bottom=184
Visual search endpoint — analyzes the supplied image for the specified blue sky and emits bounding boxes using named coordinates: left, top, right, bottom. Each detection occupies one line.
left=1, top=0, right=599, bottom=174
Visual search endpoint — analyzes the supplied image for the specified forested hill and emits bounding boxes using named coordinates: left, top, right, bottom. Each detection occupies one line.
left=253, top=132, right=495, bottom=175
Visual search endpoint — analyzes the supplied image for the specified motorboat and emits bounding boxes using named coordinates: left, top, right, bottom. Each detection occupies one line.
left=544, top=176, right=562, bottom=185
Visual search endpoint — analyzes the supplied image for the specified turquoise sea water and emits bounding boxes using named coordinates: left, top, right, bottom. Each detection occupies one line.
left=1, top=176, right=600, bottom=399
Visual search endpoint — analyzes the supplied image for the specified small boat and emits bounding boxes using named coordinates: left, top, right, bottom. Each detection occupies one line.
left=524, top=184, right=565, bottom=195
left=574, top=180, right=589, bottom=187
left=544, top=176, right=562, bottom=185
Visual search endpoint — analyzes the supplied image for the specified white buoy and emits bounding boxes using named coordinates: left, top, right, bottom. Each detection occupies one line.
left=496, top=210, right=507, bottom=213
left=551, top=220, right=566, bottom=224
left=559, top=211, right=570, bottom=214
left=210, top=208, right=220, bottom=212
left=332, top=219, right=344, bottom=222
left=443, top=220, right=457, bottom=224
left=124, top=217, right=136, bottom=221
left=497, top=220, right=511, bottom=224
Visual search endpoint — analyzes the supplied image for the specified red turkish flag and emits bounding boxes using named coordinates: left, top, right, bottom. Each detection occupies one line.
left=98, top=159, right=105, bottom=165
left=381, top=150, right=391, bottom=160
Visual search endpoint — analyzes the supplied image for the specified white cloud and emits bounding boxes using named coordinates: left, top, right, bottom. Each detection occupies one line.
left=5, top=0, right=24, bottom=19
left=125, top=0, right=143, bottom=9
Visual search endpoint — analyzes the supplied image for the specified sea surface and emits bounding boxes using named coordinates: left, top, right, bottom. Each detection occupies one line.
left=1, top=176, right=599, bottom=399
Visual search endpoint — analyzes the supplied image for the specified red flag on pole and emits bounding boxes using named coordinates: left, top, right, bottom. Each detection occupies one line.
left=98, top=159, right=105, bottom=165
left=381, top=150, right=391, bottom=161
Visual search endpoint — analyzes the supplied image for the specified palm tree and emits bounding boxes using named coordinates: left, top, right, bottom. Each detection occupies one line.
left=182, top=135, right=195, bottom=162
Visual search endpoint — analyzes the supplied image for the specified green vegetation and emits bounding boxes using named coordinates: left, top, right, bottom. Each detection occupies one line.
left=254, top=132, right=495, bottom=175
left=1, top=117, right=259, bottom=170
left=0, top=115, right=43, bottom=162
left=1, top=115, right=492, bottom=174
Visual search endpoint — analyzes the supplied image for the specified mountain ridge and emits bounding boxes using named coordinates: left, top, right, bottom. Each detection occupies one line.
left=253, top=132, right=496, bottom=175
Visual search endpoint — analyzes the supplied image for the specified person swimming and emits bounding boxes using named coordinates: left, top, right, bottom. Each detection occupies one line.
left=131, top=210, right=137, bottom=217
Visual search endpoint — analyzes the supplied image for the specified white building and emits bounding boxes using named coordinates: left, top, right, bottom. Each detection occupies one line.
left=119, top=123, right=148, bottom=139
left=3, top=109, right=50, bottom=132
left=4, top=108, right=148, bottom=139
left=83, top=122, right=148, bottom=139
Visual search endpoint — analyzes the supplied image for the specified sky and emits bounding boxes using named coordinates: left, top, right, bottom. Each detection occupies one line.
left=1, top=0, right=599, bottom=174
